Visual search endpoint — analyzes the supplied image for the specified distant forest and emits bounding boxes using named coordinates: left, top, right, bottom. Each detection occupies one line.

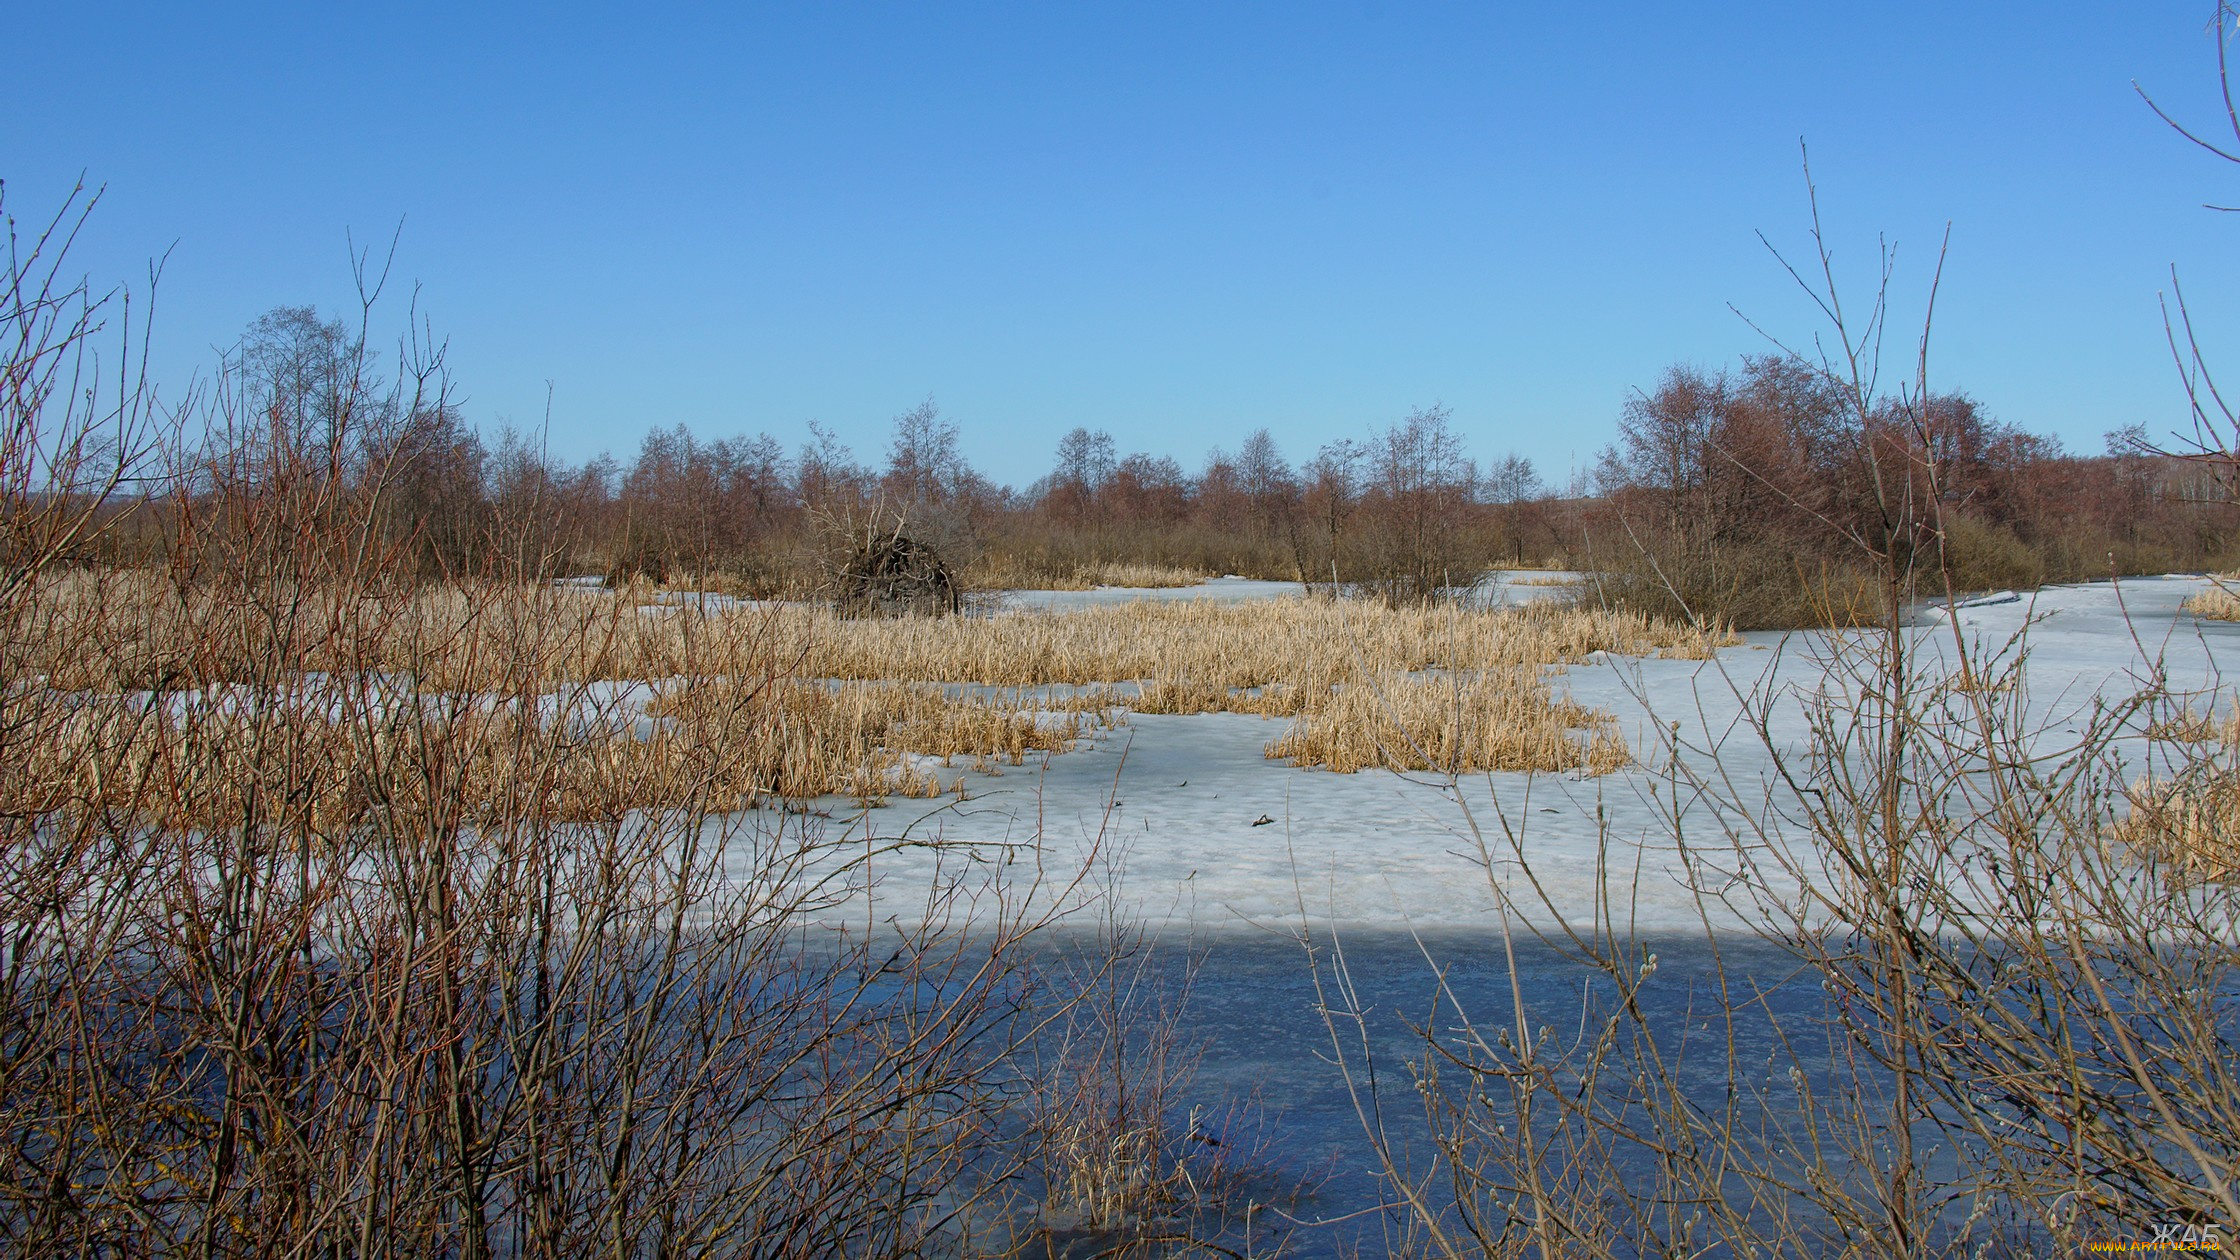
left=95, top=305, right=2240, bottom=629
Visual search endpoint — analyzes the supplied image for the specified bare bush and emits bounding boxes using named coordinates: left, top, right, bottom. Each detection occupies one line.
left=0, top=202, right=1154, bottom=1256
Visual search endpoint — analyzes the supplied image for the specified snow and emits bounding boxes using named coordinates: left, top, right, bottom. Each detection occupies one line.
left=808, top=574, right=2240, bottom=937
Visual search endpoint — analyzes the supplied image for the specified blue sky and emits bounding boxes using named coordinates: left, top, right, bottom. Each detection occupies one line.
left=11, top=3, right=2239, bottom=489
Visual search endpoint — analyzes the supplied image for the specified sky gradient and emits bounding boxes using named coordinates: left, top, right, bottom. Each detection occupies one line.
left=12, top=3, right=2240, bottom=490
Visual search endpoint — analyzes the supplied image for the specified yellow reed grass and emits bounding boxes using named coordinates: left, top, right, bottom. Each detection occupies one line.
left=27, top=575, right=1707, bottom=788
left=2116, top=772, right=2240, bottom=886
left=2182, top=578, right=2240, bottom=622
left=1264, top=671, right=1630, bottom=776
left=652, top=678, right=1104, bottom=778
left=793, top=596, right=1731, bottom=689
left=18, top=677, right=1114, bottom=828
left=34, top=575, right=1727, bottom=692
left=1944, top=665, right=2017, bottom=696
left=1071, top=562, right=1209, bottom=589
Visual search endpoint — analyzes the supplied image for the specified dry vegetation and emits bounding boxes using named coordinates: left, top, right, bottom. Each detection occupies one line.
left=790, top=596, right=1720, bottom=776
left=1266, top=670, right=1630, bottom=775
left=23, top=571, right=1714, bottom=782
left=973, top=561, right=1212, bottom=590
left=1071, top=561, right=1210, bottom=588
left=18, top=573, right=1122, bottom=811
left=2120, top=697, right=2240, bottom=885
left=2118, top=769, right=2240, bottom=885
left=649, top=676, right=1113, bottom=799
left=0, top=196, right=1283, bottom=1255
left=2183, top=575, right=2240, bottom=620
left=795, top=596, right=1730, bottom=688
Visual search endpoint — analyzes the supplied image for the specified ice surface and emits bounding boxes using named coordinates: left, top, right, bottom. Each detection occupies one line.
left=806, top=575, right=2240, bottom=937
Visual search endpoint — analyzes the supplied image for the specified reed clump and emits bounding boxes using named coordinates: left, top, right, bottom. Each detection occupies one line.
left=28, top=573, right=1712, bottom=781
left=795, top=595, right=1730, bottom=690
left=2117, top=768, right=2240, bottom=885
left=34, top=574, right=1725, bottom=694
left=1265, top=670, right=1630, bottom=775
left=19, top=675, right=1116, bottom=829
left=2181, top=577, right=2240, bottom=621
left=2115, top=695, right=2240, bottom=884
left=805, top=597, right=1690, bottom=775
left=1071, top=561, right=1210, bottom=589
left=652, top=677, right=1109, bottom=796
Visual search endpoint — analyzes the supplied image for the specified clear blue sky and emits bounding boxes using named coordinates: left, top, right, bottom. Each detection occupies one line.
left=12, top=2, right=2239, bottom=490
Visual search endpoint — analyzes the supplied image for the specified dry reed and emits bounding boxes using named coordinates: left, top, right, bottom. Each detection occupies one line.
left=1265, top=670, right=1630, bottom=775
left=2146, top=699, right=2240, bottom=745
left=33, top=575, right=1725, bottom=693
left=2182, top=577, right=2240, bottom=621
left=15, top=673, right=1117, bottom=826
left=797, top=595, right=1730, bottom=688
left=2115, top=696, right=2240, bottom=884
left=2116, top=771, right=2240, bottom=885
left=33, top=578, right=1719, bottom=781
left=1071, top=561, right=1210, bottom=589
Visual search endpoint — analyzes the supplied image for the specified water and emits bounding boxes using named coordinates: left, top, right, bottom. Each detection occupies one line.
left=1090, top=929, right=1835, bottom=1258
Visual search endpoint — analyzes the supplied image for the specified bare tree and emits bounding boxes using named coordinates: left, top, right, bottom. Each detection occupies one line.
left=1354, top=404, right=1478, bottom=606
left=881, top=396, right=964, bottom=508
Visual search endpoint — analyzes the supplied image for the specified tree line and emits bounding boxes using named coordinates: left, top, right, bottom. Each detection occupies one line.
left=90, top=303, right=2240, bottom=625
left=1591, top=355, right=2235, bottom=626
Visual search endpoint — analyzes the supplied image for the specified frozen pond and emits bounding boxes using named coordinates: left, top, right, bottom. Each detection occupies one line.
left=959, top=576, right=2240, bottom=1254
left=821, top=573, right=2238, bottom=938
left=1028, top=927, right=1864, bottom=1258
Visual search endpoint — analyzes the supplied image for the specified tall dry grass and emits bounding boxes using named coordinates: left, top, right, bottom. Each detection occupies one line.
left=795, top=595, right=1730, bottom=690
left=1266, top=670, right=1629, bottom=775
left=2118, top=769, right=2240, bottom=885
left=30, top=573, right=1716, bottom=781
left=1071, top=561, right=1210, bottom=589
left=2183, top=576, right=2240, bottom=621
left=792, top=595, right=1718, bottom=777
left=28, top=568, right=1727, bottom=694
left=2120, top=697, right=2240, bottom=885
left=648, top=676, right=1113, bottom=802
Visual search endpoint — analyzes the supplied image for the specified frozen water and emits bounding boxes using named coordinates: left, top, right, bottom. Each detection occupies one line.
left=816, top=574, right=2239, bottom=938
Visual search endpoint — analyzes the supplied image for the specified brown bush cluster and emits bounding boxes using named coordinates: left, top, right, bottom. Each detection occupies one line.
left=1590, top=356, right=2240, bottom=629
